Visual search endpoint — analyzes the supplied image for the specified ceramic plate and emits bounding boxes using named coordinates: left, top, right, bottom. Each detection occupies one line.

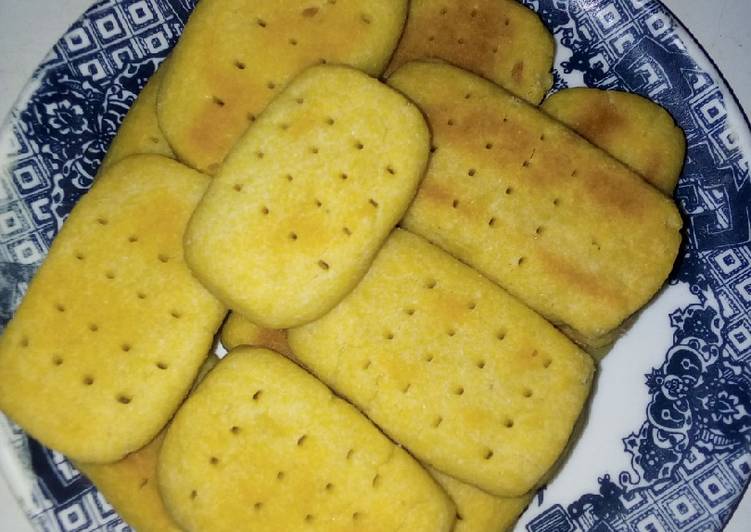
left=1, top=0, right=750, bottom=531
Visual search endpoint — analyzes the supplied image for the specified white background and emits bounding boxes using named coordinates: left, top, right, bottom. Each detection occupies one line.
left=0, top=0, right=750, bottom=530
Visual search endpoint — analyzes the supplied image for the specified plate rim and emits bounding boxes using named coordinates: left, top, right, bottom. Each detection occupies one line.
left=0, top=0, right=750, bottom=530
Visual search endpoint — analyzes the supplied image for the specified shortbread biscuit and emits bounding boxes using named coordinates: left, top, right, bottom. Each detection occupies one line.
left=0, top=155, right=226, bottom=463
left=431, top=469, right=532, bottom=532
left=100, top=61, right=174, bottom=172
left=77, top=356, right=219, bottom=532
left=387, top=0, right=554, bottom=103
left=220, top=312, right=292, bottom=357
left=542, top=88, right=685, bottom=193
left=288, top=230, right=594, bottom=497
left=158, top=347, right=456, bottom=532
left=185, top=65, right=429, bottom=329
left=159, top=0, right=408, bottom=173
left=388, top=62, right=682, bottom=348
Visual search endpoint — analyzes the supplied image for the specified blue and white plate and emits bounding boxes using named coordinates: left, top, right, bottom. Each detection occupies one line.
left=1, top=1, right=750, bottom=531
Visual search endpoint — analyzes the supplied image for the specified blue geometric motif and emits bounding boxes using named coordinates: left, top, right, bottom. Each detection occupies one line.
left=0, top=1, right=195, bottom=529
left=0, top=0, right=750, bottom=531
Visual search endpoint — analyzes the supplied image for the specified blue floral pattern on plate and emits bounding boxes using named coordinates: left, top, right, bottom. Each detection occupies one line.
left=521, top=1, right=751, bottom=531
left=0, top=0, right=749, bottom=530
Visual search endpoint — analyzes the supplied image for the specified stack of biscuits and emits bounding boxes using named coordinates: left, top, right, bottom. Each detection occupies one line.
left=0, top=1, right=685, bottom=531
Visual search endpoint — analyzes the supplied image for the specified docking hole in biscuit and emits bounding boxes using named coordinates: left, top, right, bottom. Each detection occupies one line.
left=158, top=348, right=455, bottom=531
left=389, top=61, right=682, bottom=348
left=184, top=65, right=429, bottom=329
left=288, top=230, right=594, bottom=497
left=0, top=156, right=226, bottom=464
left=158, top=0, right=409, bottom=174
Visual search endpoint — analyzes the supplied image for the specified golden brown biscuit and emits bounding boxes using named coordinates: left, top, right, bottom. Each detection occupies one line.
left=159, top=0, right=409, bottom=173
left=541, top=87, right=685, bottom=194
left=158, top=347, right=456, bottom=531
left=0, top=155, right=226, bottom=463
left=184, top=65, right=429, bottom=329
left=387, top=0, right=554, bottom=103
left=289, top=230, right=594, bottom=497
left=388, top=61, right=682, bottom=349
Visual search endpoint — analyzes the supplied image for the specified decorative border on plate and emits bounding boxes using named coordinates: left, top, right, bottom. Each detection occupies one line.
left=0, top=1, right=186, bottom=529
left=0, top=1, right=749, bottom=531
left=522, top=1, right=751, bottom=531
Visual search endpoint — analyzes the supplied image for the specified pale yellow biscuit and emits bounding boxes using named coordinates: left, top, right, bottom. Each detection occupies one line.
left=386, top=0, right=554, bottom=103
left=388, top=61, right=682, bottom=349
left=431, top=469, right=533, bottom=532
left=0, top=155, right=226, bottom=463
left=159, top=0, right=408, bottom=173
left=77, top=356, right=219, bottom=532
left=185, top=65, right=430, bottom=329
left=100, top=61, right=174, bottom=172
left=541, top=87, right=685, bottom=194
left=288, top=230, right=594, bottom=497
left=220, top=312, right=292, bottom=357
left=158, top=347, right=456, bottom=532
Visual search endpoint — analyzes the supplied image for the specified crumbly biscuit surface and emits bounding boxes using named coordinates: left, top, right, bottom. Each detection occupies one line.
left=389, top=61, right=682, bottom=347
left=159, top=348, right=456, bottom=532
left=541, top=87, right=686, bottom=194
left=0, top=155, right=226, bottom=463
left=289, top=230, right=594, bottom=496
left=78, top=356, right=219, bottom=532
left=387, top=0, right=554, bottom=103
left=185, top=65, right=429, bottom=329
left=159, top=0, right=408, bottom=173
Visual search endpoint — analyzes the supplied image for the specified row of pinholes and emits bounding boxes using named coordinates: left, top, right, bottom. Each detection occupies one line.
left=357, top=275, right=553, bottom=463
left=408, top=276, right=552, bottom=365
left=36, top=217, right=181, bottom=405
left=190, top=387, right=367, bottom=523
left=211, top=1, right=372, bottom=118
left=438, top=112, right=603, bottom=256
left=425, top=6, right=511, bottom=58
left=19, top=328, right=167, bottom=406
left=79, top=218, right=184, bottom=307
left=230, top=102, right=398, bottom=272
left=232, top=113, right=398, bottom=193
left=437, top=4, right=511, bottom=22
left=427, top=34, right=503, bottom=54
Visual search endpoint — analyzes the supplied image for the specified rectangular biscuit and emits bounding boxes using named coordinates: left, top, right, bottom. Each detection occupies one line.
left=541, top=87, right=686, bottom=194
left=159, top=0, right=408, bottom=173
left=0, top=155, right=226, bottom=463
left=77, top=356, right=219, bottom=532
left=430, top=469, right=532, bottom=532
left=158, top=347, right=456, bottom=531
left=386, top=0, right=554, bottom=103
left=388, top=61, right=683, bottom=348
left=288, top=229, right=594, bottom=497
left=185, top=65, right=429, bottom=329
left=100, top=60, right=174, bottom=172
left=220, top=311, right=292, bottom=357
